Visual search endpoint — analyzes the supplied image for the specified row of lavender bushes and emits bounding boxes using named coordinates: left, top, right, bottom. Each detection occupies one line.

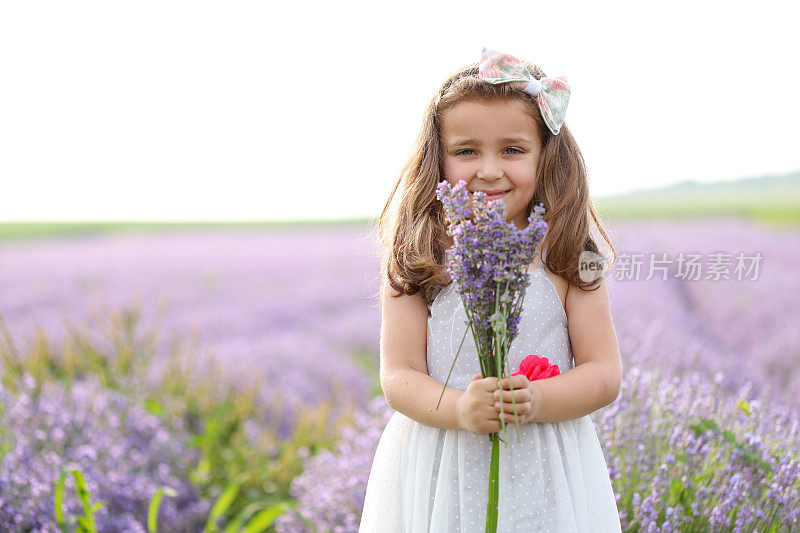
left=277, top=368, right=800, bottom=532
left=0, top=227, right=382, bottom=530
left=0, top=302, right=356, bottom=531
left=1, top=220, right=799, bottom=531
left=276, top=218, right=800, bottom=532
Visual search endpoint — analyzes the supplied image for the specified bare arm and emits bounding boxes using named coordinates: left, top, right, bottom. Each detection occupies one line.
left=529, top=275, right=622, bottom=423
left=528, top=362, right=618, bottom=423
left=382, top=367, right=466, bottom=430
left=378, top=281, right=466, bottom=431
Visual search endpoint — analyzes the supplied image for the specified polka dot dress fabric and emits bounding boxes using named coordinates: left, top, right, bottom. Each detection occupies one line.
left=360, top=259, right=622, bottom=532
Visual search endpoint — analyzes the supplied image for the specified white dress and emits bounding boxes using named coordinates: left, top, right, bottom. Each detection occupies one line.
left=359, top=257, right=622, bottom=532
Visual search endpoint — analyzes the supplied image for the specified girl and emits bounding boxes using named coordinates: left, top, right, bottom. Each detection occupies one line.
left=360, top=48, right=623, bottom=532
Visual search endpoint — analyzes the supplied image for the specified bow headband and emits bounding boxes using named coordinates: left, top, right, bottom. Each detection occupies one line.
left=478, top=47, right=571, bottom=136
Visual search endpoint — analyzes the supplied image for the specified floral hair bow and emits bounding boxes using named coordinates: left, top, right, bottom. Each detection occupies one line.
left=478, top=47, right=571, bottom=136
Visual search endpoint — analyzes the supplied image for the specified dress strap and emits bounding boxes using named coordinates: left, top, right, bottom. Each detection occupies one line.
left=538, top=244, right=548, bottom=271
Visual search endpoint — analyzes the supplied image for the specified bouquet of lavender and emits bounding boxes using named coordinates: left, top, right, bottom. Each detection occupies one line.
left=434, top=179, right=547, bottom=532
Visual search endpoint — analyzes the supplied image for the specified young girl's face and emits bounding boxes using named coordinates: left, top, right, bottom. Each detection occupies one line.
left=440, top=98, right=542, bottom=230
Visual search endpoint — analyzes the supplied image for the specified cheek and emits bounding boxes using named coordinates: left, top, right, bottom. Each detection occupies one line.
left=509, top=169, right=536, bottom=191
left=443, top=158, right=466, bottom=182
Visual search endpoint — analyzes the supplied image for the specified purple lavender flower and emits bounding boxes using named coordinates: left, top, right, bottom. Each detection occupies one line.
left=0, top=373, right=211, bottom=531
left=435, top=179, right=547, bottom=379
left=0, top=227, right=376, bottom=440
left=596, top=365, right=800, bottom=531
left=273, top=396, right=394, bottom=533
left=436, top=179, right=547, bottom=533
left=3, top=216, right=800, bottom=532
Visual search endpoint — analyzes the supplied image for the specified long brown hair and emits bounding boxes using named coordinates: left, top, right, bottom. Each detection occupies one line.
left=370, top=59, right=616, bottom=314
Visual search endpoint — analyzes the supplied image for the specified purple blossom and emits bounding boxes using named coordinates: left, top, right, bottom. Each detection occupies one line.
left=273, top=396, right=394, bottom=533
left=0, top=373, right=211, bottom=531
left=436, top=179, right=547, bottom=377
left=2, top=217, right=800, bottom=531
left=0, top=228, right=376, bottom=440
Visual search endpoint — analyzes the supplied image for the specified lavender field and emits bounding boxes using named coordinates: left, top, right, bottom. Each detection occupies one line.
left=1, top=217, right=798, bottom=531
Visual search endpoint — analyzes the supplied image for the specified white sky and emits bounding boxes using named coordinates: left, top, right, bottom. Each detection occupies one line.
left=1, top=0, right=797, bottom=222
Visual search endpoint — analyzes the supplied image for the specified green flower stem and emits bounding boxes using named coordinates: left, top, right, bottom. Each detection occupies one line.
left=485, top=432, right=500, bottom=533
left=494, top=286, right=507, bottom=440
left=503, top=355, right=522, bottom=445
left=435, top=321, right=471, bottom=410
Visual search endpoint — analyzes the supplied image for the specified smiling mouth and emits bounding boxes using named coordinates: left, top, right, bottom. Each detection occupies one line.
left=484, top=190, right=511, bottom=197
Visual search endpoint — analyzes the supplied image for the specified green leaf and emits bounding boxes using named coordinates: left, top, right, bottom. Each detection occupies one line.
left=699, top=417, right=720, bottom=432
left=668, top=478, right=683, bottom=501
left=736, top=397, right=752, bottom=416
left=203, top=484, right=240, bottom=533
left=242, top=502, right=295, bottom=533
left=722, top=429, right=737, bottom=444
left=144, top=397, right=164, bottom=417
left=54, top=469, right=69, bottom=532
left=72, top=469, right=98, bottom=533
left=148, top=486, right=178, bottom=533
left=222, top=501, right=267, bottom=533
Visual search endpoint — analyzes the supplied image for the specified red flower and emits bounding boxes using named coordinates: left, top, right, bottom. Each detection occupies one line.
left=512, top=354, right=560, bottom=381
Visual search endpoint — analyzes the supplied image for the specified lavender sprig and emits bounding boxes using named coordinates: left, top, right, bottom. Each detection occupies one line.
left=435, top=179, right=547, bottom=440
left=435, top=179, right=546, bottom=533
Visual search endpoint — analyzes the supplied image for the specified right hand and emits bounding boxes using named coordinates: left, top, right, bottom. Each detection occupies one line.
left=457, top=374, right=504, bottom=435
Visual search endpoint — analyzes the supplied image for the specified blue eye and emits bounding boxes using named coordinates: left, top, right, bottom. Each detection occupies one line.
left=455, top=148, right=523, bottom=156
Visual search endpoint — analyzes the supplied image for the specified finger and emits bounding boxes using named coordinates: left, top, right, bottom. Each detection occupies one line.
left=472, top=374, right=481, bottom=381
left=500, top=375, right=529, bottom=389
left=496, top=397, right=531, bottom=408
left=495, top=401, right=531, bottom=413
left=494, top=389, right=531, bottom=403
left=480, top=376, right=501, bottom=391
left=497, top=402, right=527, bottom=415
left=508, top=388, right=531, bottom=401
left=494, top=385, right=529, bottom=399
left=500, top=412, right=523, bottom=423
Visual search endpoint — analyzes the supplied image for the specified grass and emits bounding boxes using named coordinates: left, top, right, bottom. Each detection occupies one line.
left=593, top=198, right=800, bottom=227
left=593, top=173, right=800, bottom=227
left=4, top=173, right=800, bottom=241
left=3, top=190, right=800, bottom=245
left=0, top=219, right=376, bottom=243
left=53, top=465, right=298, bottom=532
left=1, top=204, right=797, bottom=245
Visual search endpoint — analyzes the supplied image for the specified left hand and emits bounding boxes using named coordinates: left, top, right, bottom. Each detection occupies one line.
left=493, top=374, right=543, bottom=425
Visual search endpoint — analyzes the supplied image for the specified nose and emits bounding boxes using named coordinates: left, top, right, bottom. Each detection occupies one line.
left=476, top=157, right=504, bottom=181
